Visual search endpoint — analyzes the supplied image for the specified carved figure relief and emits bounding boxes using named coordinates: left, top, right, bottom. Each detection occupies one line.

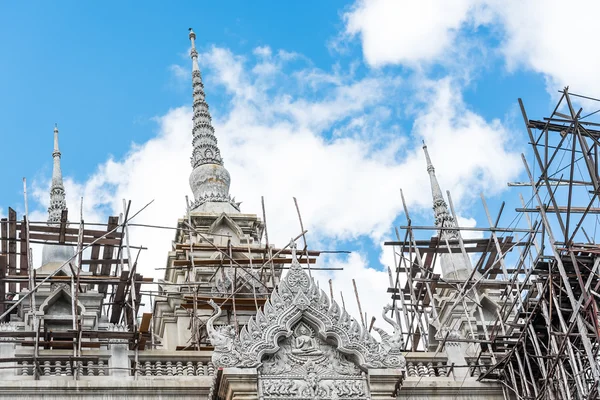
left=259, top=321, right=368, bottom=399
left=292, top=322, right=322, bottom=356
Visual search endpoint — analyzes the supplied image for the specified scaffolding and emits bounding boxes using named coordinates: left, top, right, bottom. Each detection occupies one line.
left=0, top=198, right=157, bottom=378
left=387, top=88, right=600, bottom=400
left=0, top=188, right=342, bottom=378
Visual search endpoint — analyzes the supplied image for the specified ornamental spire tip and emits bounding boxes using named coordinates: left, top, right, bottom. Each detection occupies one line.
left=422, top=144, right=456, bottom=239
left=186, top=29, right=239, bottom=211
left=48, top=124, right=67, bottom=224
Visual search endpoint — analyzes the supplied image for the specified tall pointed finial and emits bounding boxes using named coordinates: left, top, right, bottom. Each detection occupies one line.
left=53, top=123, right=60, bottom=155
left=187, top=28, right=239, bottom=212
left=188, top=28, right=222, bottom=168
left=422, top=142, right=477, bottom=282
left=48, top=125, right=67, bottom=223
left=41, top=124, right=74, bottom=270
left=422, top=142, right=457, bottom=240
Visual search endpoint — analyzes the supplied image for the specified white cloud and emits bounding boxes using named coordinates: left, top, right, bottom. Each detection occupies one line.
left=313, top=252, right=391, bottom=334
left=253, top=46, right=272, bottom=58
left=28, top=45, right=520, bottom=329
left=411, top=77, right=521, bottom=203
left=344, top=0, right=600, bottom=95
left=344, top=0, right=486, bottom=67
left=168, top=64, right=188, bottom=81
left=490, top=0, right=600, bottom=94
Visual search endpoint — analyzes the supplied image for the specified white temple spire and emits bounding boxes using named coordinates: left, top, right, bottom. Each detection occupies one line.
left=41, top=124, right=74, bottom=270
left=422, top=142, right=458, bottom=240
left=48, top=124, right=67, bottom=223
left=187, top=28, right=239, bottom=212
left=422, top=142, right=476, bottom=281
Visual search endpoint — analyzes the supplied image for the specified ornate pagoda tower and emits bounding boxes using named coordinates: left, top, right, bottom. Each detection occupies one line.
left=152, top=29, right=281, bottom=351
left=15, top=125, right=104, bottom=334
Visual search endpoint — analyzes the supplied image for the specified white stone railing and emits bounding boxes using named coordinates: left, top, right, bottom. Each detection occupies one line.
left=404, top=353, right=449, bottom=378
left=12, top=351, right=216, bottom=378
left=132, top=352, right=215, bottom=377
left=19, top=359, right=109, bottom=377
left=465, top=356, right=494, bottom=378
left=134, top=360, right=215, bottom=377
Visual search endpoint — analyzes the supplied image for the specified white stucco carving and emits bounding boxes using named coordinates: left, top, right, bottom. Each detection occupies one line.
left=259, top=322, right=369, bottom=399
left=206, top=240, right=406, bottom=372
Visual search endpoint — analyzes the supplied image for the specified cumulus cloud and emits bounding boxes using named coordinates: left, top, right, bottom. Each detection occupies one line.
left=344, top=0, right=600, bottom=95
left=490, top=0, right=600, bottom=94
left=411, top=77, right=521, bottom=202
left=28, top=45, right=520, bottom=328
left=343, top=0, right=488, bottom=67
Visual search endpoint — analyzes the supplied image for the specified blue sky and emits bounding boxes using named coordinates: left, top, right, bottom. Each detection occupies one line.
left=2, top=1, right=598, bottom=318
left=0, top=1, right=339, bottom=191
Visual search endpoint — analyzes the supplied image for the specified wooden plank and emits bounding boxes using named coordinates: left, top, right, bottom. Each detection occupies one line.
left=176, top=243, right=321, bottom=256
left=385, top=237, right=524, bottom=246
left=110, top=270, right=129, bottom=324
left=180, top=302, right=265, bottom=311
left=58, top=209, right=68, bottom=243
left=7, top=209, right=16, bottom=296
left=88, top=245, right=101, bottom=275
left=0, top=218, right=7, bottom=255
left=99, top=216, right=119, bottom=294
left=4, top=275, right=153, bottom=283
left=0, top=216, right=7, bottom=312
left=172, top=257, right=316, bottom=267
left=19, top=217, right=28, bottom=290
left=181, top=296, right=268, bottom=311
left=126, top=273, right=142, bottom=327
left=20, top=341, right=102, bottom=349
left=83, top=258, right=128, bottom=266
left=0, top=255, right=6, bottom=315
left=139, top=313, right=152, bottom=333
left=26, top=222, right=122, bottom=238
left=134, top=273, right=142, bottom=312
left=26, top=232, right=120, bottom=246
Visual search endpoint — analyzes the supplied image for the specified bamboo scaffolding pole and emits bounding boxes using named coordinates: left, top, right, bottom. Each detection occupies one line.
left=72, top=197, right=85, bottom=380
left=352, top=279, right=366, bottom=329
left=293, top=197, right=312, bottom=278
left=261, top=196, right=276, bottom=288
left=0, top=199, right=154, bottom=321
left=522, top=155, right=600, bottom=390
left=22, top=179, right=39, bottom=379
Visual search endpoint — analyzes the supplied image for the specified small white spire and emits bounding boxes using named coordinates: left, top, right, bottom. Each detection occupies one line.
left=422, top=142, right=477, bottom=281
left=53, top=124, right=60, bottom=155
left=48, top=124, right=67, bottom=224
left=422, top=142, right=457, bottom=240
left=41, top=124, right=74, bottom=270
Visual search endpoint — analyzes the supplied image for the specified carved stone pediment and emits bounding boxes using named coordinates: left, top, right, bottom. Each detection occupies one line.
left=259, top=321, right=369, bottom=399
left=206, top=240, right=406, bottom=373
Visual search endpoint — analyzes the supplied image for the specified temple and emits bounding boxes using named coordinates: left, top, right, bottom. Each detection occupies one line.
left=0, top=30, right=597, bottom=400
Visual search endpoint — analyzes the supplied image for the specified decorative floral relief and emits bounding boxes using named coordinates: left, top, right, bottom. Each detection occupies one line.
left=190, top=192, right=241, bottom=211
